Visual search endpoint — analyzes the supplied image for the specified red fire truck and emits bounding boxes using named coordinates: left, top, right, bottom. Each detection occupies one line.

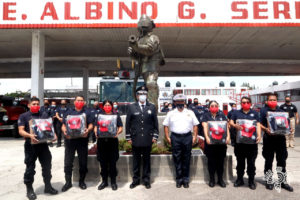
left=0, top=96, right=27, bottom=137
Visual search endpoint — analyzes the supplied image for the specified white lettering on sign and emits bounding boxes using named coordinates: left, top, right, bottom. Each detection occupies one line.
left=0, top=0, right=300, bottom=28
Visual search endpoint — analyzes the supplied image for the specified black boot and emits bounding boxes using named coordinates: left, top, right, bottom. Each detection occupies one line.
left=79, top=174, right=87, bottom=190
left=234, top=176, right=244, bottom=187
left=111, top=178, right=118, bottom=191
left=281, top=183, right=293, bottom=192
left=61, top=175, right=72, bottom=192
left=98, top=178, right=108, bottom=190
left=217, top=175, right=226, bottom=188
left=26, top=184, right=37, bottom=200
left=208, top=175, right=215, bottom=187
left=248, top=177, right=256, bottom=190
left=44, top=182, right=58, bottom=195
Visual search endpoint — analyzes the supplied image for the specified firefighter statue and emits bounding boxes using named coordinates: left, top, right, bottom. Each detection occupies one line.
left=128, top=15, right=165, bottom=109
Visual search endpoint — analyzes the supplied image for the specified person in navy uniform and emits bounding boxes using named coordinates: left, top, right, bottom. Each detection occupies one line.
left=18, top=97, right=58, bottom=200
left=40, top=99, right=51, bottom=115
left=55, top=99, right=69, bottom=147
left=161, top=102, right=169, bottom=112
left=47, top=101, right=58, bottom=147
left=193, top=104, right=205, bottom=137
left=228, top=103, right=237, bottom=147
left=188, top=98, right=199, bottom=111
left=229, top=97, right=261, bottom=190
left=280, top=96, right=299, bottom=148
left=260, top=93, right=293, bottom=192
left=95, top=100, right=123, bottom=191
left=202, top=100, right=230, bottom=188
left=89, top=101, right=100, bottom=143
left=163, top=94, right=199, bottom=188
left=61, top=95, right=94, bottom=192
left=126, top=85, right=159, bottom=189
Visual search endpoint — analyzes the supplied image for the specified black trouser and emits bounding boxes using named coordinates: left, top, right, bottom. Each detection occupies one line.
left=132, top=145, right=152, bottom=183
left=171, top=132, right=193, bottom=183
left=64, top=138, right=88, bottom=177
left=97, top=138, right=119, bottom=182
left=234, top=143, right=258, bottom=180
left=262, top=135, right=288, bottom=175
left=24, top=141, right=52, bottom=185
left=55, top=121, right=63, bottom=145
left=229, top=127, right=236, bottom=147
left=205, top=142, right=227, bottom=181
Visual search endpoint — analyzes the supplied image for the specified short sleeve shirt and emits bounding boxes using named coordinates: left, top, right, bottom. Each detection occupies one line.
left=280, top=103, right=298, bottom=118
left=260, top=106, right=284, bottom=127
left=56, top=106, right=70, bottom=118
left=63, top=108, right=94, bottom=125
left=163, top=108, right=199, bottom=134
left=202, top=111, right=227, bottom=122
left=95, top=113, right=123, bottom=127
left=18, top=111, right=49, bottom=141
left=231, top=109, right=260, bottom=122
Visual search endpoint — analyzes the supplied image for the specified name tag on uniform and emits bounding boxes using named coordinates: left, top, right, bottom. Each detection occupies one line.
left=134, top=112, right=140, bottom=115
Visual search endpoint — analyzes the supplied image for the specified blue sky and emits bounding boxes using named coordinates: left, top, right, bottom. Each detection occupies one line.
left=0, top=76, right=299, bottom=94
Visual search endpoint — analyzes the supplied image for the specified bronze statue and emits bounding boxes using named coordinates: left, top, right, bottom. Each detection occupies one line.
left=128, top=15, right=165, bottom=109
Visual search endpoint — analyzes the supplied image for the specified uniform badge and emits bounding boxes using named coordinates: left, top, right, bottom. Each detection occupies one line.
left=148, top=110, right=152, bottom=114
left=134, top=112, right=140, bottom=115
left=284, top=107, right=287, bottom=109
left=250, top=113, right=254, bottom=117
left=220, top=118, right=223, bottom=120
left=291, top=107, right=293, bottom=109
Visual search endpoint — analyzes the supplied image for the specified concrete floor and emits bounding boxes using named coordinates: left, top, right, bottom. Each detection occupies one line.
left=0, top=130, right=299, bottom=200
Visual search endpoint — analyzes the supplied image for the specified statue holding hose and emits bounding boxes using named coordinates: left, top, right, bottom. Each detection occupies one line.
left=128, top=15, right=165, bottom=109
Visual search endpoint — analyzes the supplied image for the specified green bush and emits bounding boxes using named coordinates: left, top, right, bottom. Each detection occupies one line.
left=119, top=139, right=171, bottom=154
left=123, top=142, right=132, bottom=153
left=163, top=138, right=172, bottom=152
left=119, top=139, right=127, bottom=151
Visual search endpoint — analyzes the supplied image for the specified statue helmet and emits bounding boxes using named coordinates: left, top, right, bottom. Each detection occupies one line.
left=137, top=15, right=155, bottom=33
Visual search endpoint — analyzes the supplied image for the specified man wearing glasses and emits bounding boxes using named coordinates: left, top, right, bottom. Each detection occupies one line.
left=229, top=97, right=261, bottom=190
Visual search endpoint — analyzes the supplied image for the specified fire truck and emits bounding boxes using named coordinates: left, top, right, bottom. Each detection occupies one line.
left=0, top=96, right=27, bottom=137
left=99, top=77, right=144, bottom=115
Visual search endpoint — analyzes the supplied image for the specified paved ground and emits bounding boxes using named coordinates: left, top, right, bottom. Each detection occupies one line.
left=0, top=128, right=300, bottom=200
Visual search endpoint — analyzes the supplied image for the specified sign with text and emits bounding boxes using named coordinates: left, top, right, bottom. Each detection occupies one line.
left=1, top=0, right=300, bottom=28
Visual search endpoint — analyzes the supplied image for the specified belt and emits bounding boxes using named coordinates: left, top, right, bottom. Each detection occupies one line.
left=171, top=132, right=191, bottom=137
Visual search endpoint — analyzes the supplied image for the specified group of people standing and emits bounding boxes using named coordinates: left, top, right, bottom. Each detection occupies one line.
left=17, top=87, right=297, bottom=200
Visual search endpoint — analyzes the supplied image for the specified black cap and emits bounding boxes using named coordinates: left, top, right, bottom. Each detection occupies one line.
left=136, top=85, right=148, bottom=94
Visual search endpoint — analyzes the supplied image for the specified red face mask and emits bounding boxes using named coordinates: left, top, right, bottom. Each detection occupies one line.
left=30, top=105, right=40, bottom=113
left=268, top=101, right=277, bottom=109
left=74, top=101, right=84, bottom=110
left=209, top=107, right=219, bottom=113
left=103, top=105, right=112, bottom=113
left=241, top=103, right=251, bottom=110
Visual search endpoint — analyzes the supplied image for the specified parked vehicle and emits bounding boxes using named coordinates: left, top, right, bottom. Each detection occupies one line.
left=0, top=96, right=27, bottom=137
